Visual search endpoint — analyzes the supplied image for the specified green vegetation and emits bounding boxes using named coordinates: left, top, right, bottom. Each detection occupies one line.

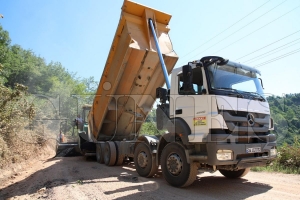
left=0, top=24, right=97, bottom=167
left=140, top=109, right=166, bottom=136
left=252, top=136, right=300, bottom=174
left=76, top=180, right=83, bottom=185
left=259, top=94, right=300, bottom=173
left=268, top=94, right=300, bottom=145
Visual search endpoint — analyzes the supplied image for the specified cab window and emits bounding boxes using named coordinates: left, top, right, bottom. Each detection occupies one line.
left=178, top=67, right=203, bottom=95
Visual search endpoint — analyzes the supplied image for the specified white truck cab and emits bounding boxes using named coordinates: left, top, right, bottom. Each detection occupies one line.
left=156, top=56, right=276, bottom=182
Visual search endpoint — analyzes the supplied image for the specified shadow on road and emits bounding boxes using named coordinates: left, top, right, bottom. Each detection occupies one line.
left=0, top=156, right=272, bottom=199
left=105, top=173, right=272, bottom=200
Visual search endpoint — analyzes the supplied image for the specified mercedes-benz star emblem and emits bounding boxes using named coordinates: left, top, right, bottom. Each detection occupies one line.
left=247, top=113, right=255, bottom=126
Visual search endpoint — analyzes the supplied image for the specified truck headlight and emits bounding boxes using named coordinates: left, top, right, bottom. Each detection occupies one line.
left=270, top=148, right=277, bottom=157
left=216, top=150, right=233, bottom=161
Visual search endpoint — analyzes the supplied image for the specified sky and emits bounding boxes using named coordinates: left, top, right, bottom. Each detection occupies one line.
left=0, top=0, right=299, bottom=97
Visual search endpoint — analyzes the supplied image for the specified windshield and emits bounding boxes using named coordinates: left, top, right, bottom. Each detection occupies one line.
left=207, top=64, right=264, bottom=96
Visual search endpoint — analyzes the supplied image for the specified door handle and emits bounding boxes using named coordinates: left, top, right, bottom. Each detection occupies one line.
left=176, top=109, right=182, bottom=115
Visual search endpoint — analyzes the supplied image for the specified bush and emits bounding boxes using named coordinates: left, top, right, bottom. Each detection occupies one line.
left=0, top=81, right=44, bottom=168
left=252, top=136, right=300, bottom=174
left=277, top=137, right=300, bottom=169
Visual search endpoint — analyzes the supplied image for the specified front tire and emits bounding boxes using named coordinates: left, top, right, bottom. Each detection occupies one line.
left=161, top=142, right=198, bottom=187
left=134, top=142, right=158, bottom=177
left=219, top=168, right=250, bottom=178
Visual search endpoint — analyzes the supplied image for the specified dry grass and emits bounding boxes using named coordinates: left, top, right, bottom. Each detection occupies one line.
left=0, top=123, right=57, bottom=169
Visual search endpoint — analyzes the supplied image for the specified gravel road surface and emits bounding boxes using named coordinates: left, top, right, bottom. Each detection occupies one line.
left=1, top=155, right=299, bottom=200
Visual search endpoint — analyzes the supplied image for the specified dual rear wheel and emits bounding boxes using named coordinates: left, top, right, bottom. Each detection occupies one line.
left=96, top=143, right=104, bottom=164
left=96, top=141, right=124, bottom=166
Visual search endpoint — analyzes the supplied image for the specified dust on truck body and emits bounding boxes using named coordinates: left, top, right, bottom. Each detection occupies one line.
left=79, top=0, right=277, bottom=187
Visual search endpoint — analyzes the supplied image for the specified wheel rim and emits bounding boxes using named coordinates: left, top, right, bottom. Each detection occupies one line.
left=167, top=153, right=183, bottom=176
left=137, top=151, right=148, bottom=168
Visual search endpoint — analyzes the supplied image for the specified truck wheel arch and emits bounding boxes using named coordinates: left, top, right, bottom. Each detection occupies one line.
left=169, top=117, right=191, bottom=145
left=156, top=118, right=191, bottom=166
left=135, top=135, right=159, bottom=153
left=136, top=135, right=159, bottom=146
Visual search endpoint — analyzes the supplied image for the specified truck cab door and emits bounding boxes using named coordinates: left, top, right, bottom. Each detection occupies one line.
left=171, top=67, right=209, bottom=143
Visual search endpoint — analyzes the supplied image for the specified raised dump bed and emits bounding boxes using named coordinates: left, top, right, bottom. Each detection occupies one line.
left=89, top=0, right=178, bottom=141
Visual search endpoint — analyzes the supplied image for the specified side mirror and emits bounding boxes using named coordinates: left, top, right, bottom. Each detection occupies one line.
left=202, top=88, right=207, bottom=94
left=156, top=87, right=168, bottom=103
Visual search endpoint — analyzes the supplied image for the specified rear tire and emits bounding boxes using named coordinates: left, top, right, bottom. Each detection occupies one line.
left=219, top=168, right=250, bottom=178
left=96, top=143, right=104, bottom=164
left=104, top=141, right=117, bottom=166
left=134, top=142, right=158, bottom=178
left=114, top=141, right=124, bottom=166
left=161, top=142, right=198, bottom=187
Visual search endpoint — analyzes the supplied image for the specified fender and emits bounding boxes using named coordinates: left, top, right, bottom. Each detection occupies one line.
left=156, top=118, right=191, bottom=165
left=166, top=117, right=191, bottom=145
left=135, top=135, right=159, bottom=153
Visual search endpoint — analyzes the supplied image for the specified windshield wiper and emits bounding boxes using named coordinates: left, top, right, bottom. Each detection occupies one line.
left=242, top=92, right=266, bottom=102
left=214, top=88, right=265, bottom=102
left=214, top=87, right=244, bottom=98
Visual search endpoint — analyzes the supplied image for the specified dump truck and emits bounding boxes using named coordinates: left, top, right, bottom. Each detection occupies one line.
left=76, top=0, right=277, bottom=187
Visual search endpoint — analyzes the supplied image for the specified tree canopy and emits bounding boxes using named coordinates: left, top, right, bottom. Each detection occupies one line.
left=268, top=94, right=300, bottom=145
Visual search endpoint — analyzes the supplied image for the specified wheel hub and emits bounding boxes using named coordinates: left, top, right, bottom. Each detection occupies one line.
left=167, top=153, right=183, bottom=176
left=137, top=151, right=148, bottom=168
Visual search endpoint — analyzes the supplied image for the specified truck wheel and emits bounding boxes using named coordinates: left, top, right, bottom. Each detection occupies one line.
left=134, top=142, right=157, bottom=178
left=96, top=143, right=104, bottom=164
left=161, top=142, right=198, bottom=187
left=114, top=141, right=124, bottom=166
left=104, top=141, right=117, bottom=166
left=219, top=168, right=250, bottom=178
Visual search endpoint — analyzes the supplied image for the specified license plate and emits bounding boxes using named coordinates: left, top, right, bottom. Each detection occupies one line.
left=246, top=147, right=261, bottom=153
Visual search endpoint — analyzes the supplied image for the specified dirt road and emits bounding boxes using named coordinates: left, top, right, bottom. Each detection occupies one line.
left=1, top=155, right=300, bottom=200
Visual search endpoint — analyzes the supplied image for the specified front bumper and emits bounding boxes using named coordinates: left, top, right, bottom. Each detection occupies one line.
left=206, top=141, right=276, bottom=168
